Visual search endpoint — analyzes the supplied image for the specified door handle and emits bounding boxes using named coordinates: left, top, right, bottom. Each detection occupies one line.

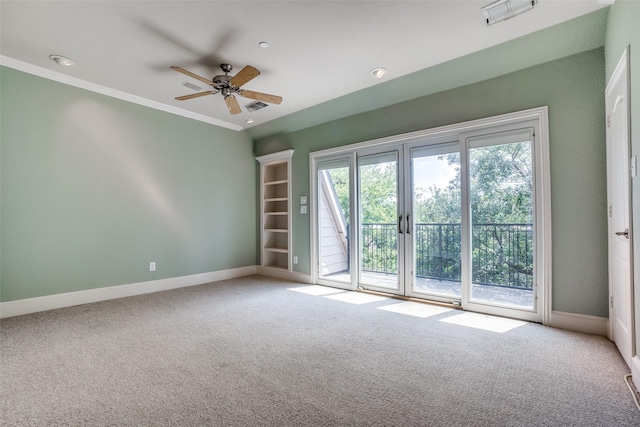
left=405, top=214, right=411, bottom=235
left=615, top=229, right=629, bottom=239
left=398, top=215, right=404, bottom=234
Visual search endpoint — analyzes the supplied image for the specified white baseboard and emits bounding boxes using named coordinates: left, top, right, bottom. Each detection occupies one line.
left=0, top=266, right=258, bottom=319
left=256, top=266, right=312, bottom=284
left=547, top=310, right=608, bottom=336
left=632, top=356, right=640, bottom=387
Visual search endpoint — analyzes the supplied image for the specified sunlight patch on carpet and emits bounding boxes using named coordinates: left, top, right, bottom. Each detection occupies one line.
left=377, top=301, right=453, bottom=318
left=325, top=292, right=388, bottom=305
left=439, top=312, right=527, bottom=333
left=288, top=285, right=345, bottom=296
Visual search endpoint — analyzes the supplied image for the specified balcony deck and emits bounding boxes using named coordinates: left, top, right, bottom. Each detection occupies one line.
left=322, top=271, right=534, bottom=310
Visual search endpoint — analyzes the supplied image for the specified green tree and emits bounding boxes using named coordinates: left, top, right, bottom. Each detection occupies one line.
left=414, top=153, right=461, bottom=224
left=359, top=162, right=397, bottom=224
left=469, top=141, right=532, bottom=224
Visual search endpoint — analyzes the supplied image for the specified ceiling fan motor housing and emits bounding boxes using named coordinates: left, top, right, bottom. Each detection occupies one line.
left=213, top=74, right=232, bottom=89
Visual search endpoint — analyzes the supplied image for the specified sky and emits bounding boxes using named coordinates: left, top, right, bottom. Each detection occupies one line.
left=412, top=154, right=458, bottom=192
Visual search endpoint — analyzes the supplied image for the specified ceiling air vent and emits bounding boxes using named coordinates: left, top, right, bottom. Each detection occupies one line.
left=482, top=0, right=536, bottom=25
left=245, top=101, right=268, bottom=112
left=181, top=81, right=203, bottom=92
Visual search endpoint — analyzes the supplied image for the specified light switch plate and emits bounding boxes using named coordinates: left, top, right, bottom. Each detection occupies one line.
left=300, top=205, right=307, bottom=214
left=300, top=196, right=307, bottom=205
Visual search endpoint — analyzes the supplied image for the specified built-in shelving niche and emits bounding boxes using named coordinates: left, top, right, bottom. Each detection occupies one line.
left=256, top=150, right=294, bottom=271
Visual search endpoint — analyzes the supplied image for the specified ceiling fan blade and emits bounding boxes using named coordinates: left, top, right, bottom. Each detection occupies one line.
left=229, top=65, right=260, bottom=88
left=175, top=91, right=216, bottom=101
left=170, top=66, right=214, bottom=86
left=239, top=89, right=283, bottom=105
left=225, top=95, right=242, bottom=115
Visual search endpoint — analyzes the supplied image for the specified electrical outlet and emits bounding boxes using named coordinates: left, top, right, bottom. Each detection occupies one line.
left=293, top=256, right=298, bottom=264
left=149, top=262, right=156, bottom=272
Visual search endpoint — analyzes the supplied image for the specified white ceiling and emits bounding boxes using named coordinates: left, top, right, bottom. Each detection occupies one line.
left=0, top=1, right=608, bottom=131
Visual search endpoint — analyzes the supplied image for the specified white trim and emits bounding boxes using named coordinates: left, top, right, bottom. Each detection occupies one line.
left=256, top=149, right=294, bottom=164
left=310, top=107, right=550, bottom=159
left=548, top=310, right=609, bottom=336
left=0, top=55, right=242, bottom=131
left=538, top=111, right=553, bottom=327
left=0, top=266, right=257, bottom=319
left=257, top=266, right=312, bottom=284
left=310, top=155, right=319, bottom=285
left=632, top=356, right=640, bottom=388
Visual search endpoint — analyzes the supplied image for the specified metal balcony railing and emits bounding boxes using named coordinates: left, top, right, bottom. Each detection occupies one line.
left=361, top=222, right=533, bottom=289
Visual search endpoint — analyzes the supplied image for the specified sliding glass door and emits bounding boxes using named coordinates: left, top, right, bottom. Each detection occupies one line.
left=312, top=109, right=548, bottom=322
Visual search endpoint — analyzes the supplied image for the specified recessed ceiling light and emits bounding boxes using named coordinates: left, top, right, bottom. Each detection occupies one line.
left=49, top=54, right=74, bottom=66
left=370, top=67, right=387, bottom=79
left=259, top=41, right=269, bottom=48
left=245, top=118, right=255, bottom=124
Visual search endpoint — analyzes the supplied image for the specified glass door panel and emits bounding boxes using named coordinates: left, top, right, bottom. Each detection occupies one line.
left=317, top=161, right=351, bottom=284
left=410, top=143, right=461, bottom=300
left=467, top=129, right=535, bottom=310
left=358, top=151, right=401, bottom=292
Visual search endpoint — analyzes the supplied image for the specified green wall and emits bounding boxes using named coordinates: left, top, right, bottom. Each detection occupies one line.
left=605, top=0, right=640, bottom=353
left=255, top=47, right=608, bottom=318
left=0, top=67, right=257, bottom=302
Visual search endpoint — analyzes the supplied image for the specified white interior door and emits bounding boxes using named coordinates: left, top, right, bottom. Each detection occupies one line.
left=606, top=47, right=634, bottom=368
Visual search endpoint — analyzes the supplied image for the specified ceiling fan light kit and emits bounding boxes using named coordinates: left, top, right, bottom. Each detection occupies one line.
left=482, top=0, right=536, bottom=25
left=171, top=63, right=282, bottom=115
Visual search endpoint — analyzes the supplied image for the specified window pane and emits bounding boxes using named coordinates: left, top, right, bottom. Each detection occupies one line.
left=318, top=166, right=351, bottom=282
left=359, top=154, right=399, bottom=290
left=412, top=145, right=461, bottom=298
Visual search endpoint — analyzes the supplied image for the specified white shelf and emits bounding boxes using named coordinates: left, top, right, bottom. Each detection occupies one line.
left=265, top=247, right=289, bottom=253
left=265, top=179, right=288, bottom=186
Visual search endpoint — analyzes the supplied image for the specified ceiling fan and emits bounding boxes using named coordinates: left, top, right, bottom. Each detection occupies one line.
left=171, top=63, right=282, bottom=115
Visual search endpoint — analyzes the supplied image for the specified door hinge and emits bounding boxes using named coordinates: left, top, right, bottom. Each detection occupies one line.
left=607, top=115, right=611, bottom=128
left=610, top=296, right=613, bottom=309
left=609, top=205, right=613, bottom=218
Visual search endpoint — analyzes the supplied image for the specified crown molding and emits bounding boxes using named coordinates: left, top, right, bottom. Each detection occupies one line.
left=0, top=55, right=243, bottom=131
